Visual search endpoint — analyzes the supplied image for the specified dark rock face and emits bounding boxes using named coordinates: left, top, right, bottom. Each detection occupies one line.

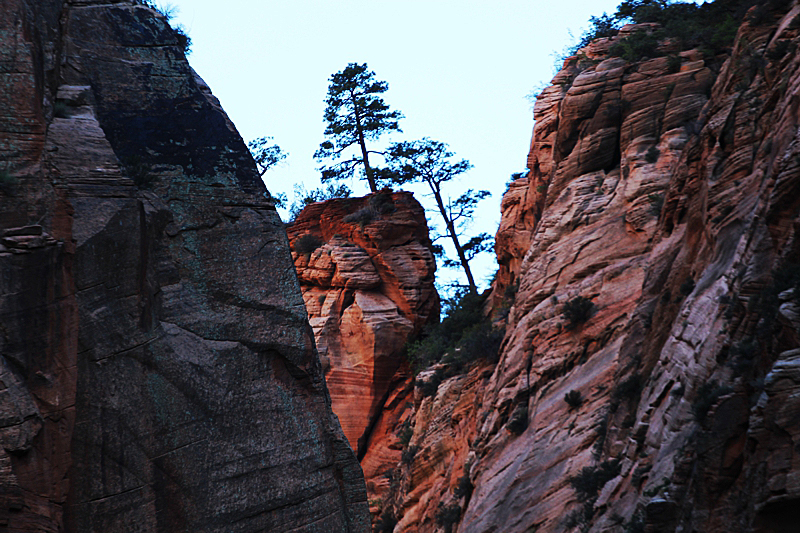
left=1, top=1, right=369, bottom=532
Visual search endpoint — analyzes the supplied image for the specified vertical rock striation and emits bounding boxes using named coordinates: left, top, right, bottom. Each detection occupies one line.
left=368, top=3, right=800, bottom=533
left=0, top=1, right=369, bottom=531
left=286, top=192, right=438, bottom=513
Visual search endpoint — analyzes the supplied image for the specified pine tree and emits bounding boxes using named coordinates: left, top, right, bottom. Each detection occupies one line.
left=315, top=63, right=403, bottom=193
left=387, top=139, right=491, bottom=294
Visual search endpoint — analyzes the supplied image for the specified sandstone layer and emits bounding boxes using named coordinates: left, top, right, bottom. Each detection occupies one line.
left=286, top=193, right=438, bottom=514
left=0, top=1, right=369, bottom=532
left=372, top=4, right=800, bottom=532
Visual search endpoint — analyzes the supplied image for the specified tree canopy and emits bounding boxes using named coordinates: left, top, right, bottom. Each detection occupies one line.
left=387, top=138, right=491, bottom=294
left=315, top=63, right=403, bottom=193
left=248, top=136, right=287, bottom=176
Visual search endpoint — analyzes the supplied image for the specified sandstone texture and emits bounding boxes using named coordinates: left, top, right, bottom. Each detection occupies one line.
left=286, top=193, right=438, bottom=516
left=369, top=3, right=800, bottom=532
left=0, top=1, right=369, bottom=532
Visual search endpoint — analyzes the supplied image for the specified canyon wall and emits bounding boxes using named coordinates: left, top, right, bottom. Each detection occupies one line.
left=0, top=1, right=369, bottom=531
left=368, top=3, right=800, bottom=533
left=286, top=192, right=438, bottom=515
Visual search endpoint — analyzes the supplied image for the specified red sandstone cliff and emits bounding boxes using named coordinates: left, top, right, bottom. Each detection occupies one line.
left=0, top=1, right=369, bottom=531
left=361, top=3, right=800, bottom=533
left=286, top=192, right=438, bottom=517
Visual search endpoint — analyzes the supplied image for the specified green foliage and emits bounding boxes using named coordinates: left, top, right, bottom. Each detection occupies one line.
left=406, top=290, right=503, bottom=375
left=386, top=138, right=490, bottom=293
left=613, top=374, right=643, bottom=403
left=565, top=459, right=621, bottom=530
left=343, top=190, right=396, bottom=227
left=435, top=503, right=462, bottom=533
left=123, top=155, right=155, bottom=188
left=453, top=465, right=473, bottom=499
left=315, top=63, right=402, bottom=192
left=0, top=169, right=18, bottom=195
left=680, top=276, right=695, bottom=296
left=562, top=296, right=594, bottom=329
left=569, top=459, right=622, bottom=501
left=374, top=509, right=397, bottom=533
left=288, top=183, right=352, bottom=220
left=766, top=39, right=792, bottom=61
left=173, top=25, right=191, bottom=54
left=506, top=402, right=529, bottom=435
left=294, top=234, right=323, bottom=255
left=567, top=0, right=769, bottom=68
left=645, top=146, right=660, bottom=163
left=248, top=136, right=287, bottom=176
left=53, top=101, right=69, bottom=118
left=565, top=390, right=584, bottom=409
left=647, top=193, right=665, bottom=216
left=343, top=208, right=375, bottom=227
left=692, top=381, right=733, bottom=422
left=727, top=337, right=759, bottom=374
left=401, top=445, right=419, bottom=466
left=610, top=28, right=661, bottom=61
left=396, top=420, right=413, bottom=448
left=509, top=171, right=528, bottom=185
left=564, top=501, right=595, bottom=532
left=415, top=367, right=444, bottom=397
left=137, top=1, right=191, bottom=53
left=623, top=511, right=646, bottom=533
left=569, top=13, right=623, bottom=56
left=667, top=53, right=682, bottom=73
left=369, top=189, right=396, bottom=214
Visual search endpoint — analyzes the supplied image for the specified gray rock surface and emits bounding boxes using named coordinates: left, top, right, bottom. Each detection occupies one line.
left=0, top=1, right=369, bottom=531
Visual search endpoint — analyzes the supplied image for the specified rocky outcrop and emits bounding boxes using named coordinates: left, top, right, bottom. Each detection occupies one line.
left=286, top=193, right=438, bottom=516
left=0, top=1, right=369, bottom=531
left=371, top=3, right=800, bottom=533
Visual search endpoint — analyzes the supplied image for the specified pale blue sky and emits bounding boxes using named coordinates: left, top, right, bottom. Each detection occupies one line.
left=166, top=0, right=625, bottom=291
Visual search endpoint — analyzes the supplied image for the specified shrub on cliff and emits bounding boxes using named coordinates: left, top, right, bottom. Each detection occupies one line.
left=374, top=509, right=397, bottom=533
left=287, top=183, right=352, bottom=221
left=294, top=234, right=323, bottom=255
left=0, top=169, right=18, bottom=195
left=435, top=503, right=462, bottom=533
left=562, top=296, right=594, bottom=329
left=343, top=190, right=396, bottom=227
left=692, top=381, right=733, bottom=422
left=565, top=390, right=584, bottom=409
left=406, top=290, right=503, bottom=375
left=565, top=0, right=774, bottom=66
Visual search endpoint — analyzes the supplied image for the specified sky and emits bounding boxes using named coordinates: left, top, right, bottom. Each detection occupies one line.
left=165, top=0, right=625, bottom=293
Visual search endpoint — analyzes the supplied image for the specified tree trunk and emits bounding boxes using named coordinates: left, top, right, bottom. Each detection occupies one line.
left=430, top=182, right=478, bottom=294
left=352, top=96, right=377, bottom=193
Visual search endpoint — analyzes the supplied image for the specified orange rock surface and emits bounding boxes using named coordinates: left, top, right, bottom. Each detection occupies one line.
left=287, top=192, right=438, bottom=461
left=368, top=5, right=800, bottom=533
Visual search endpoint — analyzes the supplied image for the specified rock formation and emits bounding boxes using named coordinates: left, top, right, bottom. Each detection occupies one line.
left=286, top=192, right=438, bottom=516
left=365, top=3, right=800, bottom=532
left=0, top=1, right=369, bottom=531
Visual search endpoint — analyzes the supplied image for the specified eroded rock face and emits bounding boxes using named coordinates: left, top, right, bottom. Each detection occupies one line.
left=374, top=5, right=800, bottom=533
left=0, top=1, right=369, bottom=531
left=286, top=193, right=438, bottom=510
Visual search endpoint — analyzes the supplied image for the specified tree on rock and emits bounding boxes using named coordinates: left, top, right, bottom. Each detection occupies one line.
left=387, top=138, right=491, bottom=294
left=248, top=136, right=287, bottom=177
left=315, top=62, right=403, bottom=193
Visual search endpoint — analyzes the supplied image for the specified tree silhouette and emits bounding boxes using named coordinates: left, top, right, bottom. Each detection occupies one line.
left=387, top=138, right=491, bottom=294
left=315, top=63, right=403, bottom=193
left=248, top=136, right=287, bottom=176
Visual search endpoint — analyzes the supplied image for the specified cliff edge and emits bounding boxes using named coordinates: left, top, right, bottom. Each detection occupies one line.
left=0, top=1, right=369, bottom=531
